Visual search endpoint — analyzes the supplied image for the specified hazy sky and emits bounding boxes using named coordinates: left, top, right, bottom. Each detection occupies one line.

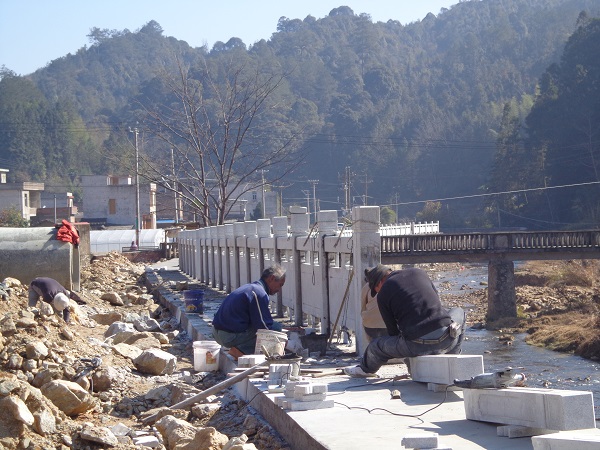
left=0, top=1, right=457, bottom=75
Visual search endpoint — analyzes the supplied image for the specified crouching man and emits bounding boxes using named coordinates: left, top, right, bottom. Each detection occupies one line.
left=28, top=277, right=85, bottom=324
left=344, top=265, right=466, bottom=377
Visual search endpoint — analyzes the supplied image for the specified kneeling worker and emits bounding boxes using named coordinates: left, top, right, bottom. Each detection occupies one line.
left=29, top=277, right=85, bottom=324
left=345, top=265, right=466, bottom=377
left=212, top=264, right=286, bottom=356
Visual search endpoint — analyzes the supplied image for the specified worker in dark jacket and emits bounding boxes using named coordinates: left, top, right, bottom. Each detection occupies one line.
left=212, top=264, right=286, bottom=356
left=28, top=277, right=85, bottom=324
left=345, top=265, right=466, bottom=377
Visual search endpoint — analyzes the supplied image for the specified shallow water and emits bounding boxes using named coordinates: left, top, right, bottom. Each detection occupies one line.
left=434, top=263, right=600, bottom=412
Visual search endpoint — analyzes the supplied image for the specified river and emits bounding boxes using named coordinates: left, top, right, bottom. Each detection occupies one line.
left=435, top=263, right=600, bottom=412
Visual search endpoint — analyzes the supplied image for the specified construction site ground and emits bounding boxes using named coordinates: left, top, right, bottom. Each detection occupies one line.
left=149, top=258, right=600, bottom=450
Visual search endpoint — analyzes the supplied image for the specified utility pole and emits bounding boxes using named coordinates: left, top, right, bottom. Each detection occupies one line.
left=171, top=148, right=178, bottom=224
left=308, top=179, right=319, bottom=223
left=362, top=173, right=371, bottom=206
left=343, top=166, right=352, bottom=215
left=261, top=169, right=268, bottom=218
left=129, top=127, right=141, bottom=247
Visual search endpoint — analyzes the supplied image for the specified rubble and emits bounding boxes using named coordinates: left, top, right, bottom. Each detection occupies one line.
left=0, top=252, right=289, bottom=450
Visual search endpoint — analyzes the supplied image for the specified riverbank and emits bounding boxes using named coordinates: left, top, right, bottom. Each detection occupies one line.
left=432, top=260, right=600, bottom=361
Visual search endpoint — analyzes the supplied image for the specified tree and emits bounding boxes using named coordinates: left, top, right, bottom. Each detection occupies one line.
left=380, top=206, right=396, bottom=225
left=0, top=206, right=28, bottom=227
left=139, top=58, right=304, bottom=226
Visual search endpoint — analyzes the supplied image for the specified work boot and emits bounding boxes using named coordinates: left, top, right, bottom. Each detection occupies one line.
left=343, top=365, right=377, bottom=378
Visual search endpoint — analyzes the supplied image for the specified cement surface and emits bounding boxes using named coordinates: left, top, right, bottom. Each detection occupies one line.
left=146, top=259, right=596, bottom=450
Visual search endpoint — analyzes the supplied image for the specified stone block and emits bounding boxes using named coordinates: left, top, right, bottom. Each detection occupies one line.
left=400, top=432, right=438, bottom=449
left=532, top=431, right=600, bottom=450
left=409, top=354, right=484, bottom=385
left=284, top=399, right=334, bottom=411
left=293, top=392, right=327, bottom=402
left=463, top=387, right=595, bottom=431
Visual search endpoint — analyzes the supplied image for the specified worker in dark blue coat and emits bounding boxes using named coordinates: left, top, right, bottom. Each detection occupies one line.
left=212, top=264, right=286, bottom=356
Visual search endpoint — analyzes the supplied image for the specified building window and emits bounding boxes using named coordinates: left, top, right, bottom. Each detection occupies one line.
left=24, top=193, right=29, bottom=207
left=252, top=192, right=257, bottom=200
left=109, top=199, right=116, bottom=215
left=109, top=176, right=119, bottom=186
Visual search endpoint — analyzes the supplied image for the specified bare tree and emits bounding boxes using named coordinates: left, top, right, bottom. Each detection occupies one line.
left=139, top=58, right=304, bottom=226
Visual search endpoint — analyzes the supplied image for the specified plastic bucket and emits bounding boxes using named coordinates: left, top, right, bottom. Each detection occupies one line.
left=254, top=329, right=288, bottom=356
left=193, top=341, right=221, bottom=371
left=183, top=289, right=204, bottom=313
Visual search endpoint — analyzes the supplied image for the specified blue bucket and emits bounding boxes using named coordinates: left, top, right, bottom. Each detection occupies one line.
left=183, top=289, right=204, bottom=313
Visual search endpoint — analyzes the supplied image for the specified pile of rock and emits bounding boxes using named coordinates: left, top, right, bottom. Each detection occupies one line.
left=0, top=252, right=289, bottom=449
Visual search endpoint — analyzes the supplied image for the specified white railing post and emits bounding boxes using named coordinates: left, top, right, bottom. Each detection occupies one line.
left=272, top=216, right=289, bottom=317
left=317, top=210, right=339, bottom=334
left=290, top=206, right=309, bottom=326
left=352, top=206, right=381, bottom=355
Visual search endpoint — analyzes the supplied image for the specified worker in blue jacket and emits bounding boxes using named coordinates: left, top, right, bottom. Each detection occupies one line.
left=212, top=264, right=286, bottom=356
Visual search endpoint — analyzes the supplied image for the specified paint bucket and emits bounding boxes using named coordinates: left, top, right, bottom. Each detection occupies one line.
left=183, top=289, right=204, bottom=313
left=254, top=329, right=288, bottom=356
left=193, top=341, right=221, bottom=371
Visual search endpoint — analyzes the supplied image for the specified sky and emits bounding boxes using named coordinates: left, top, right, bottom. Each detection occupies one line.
left=0, top=1, right=457, bottom=76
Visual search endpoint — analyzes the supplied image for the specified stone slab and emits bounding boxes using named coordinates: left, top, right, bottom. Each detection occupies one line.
left=463, top=387, right=595, bottom=431
left=409, top=354, right=484, bottom=385
left=532, top=430, right=600, bottom=450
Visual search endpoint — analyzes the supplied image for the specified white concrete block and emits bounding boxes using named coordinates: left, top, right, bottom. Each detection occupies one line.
left=409, top=354, right=484, bottom=385
left=311, top=383, right=328, bottom=394
left=294, top=392, right=327, bottom=402
left=532, top=431, right=600, bottom=450
left=284, top=399, right=334, bottom=411
left=463, top=387, right=595, bottom=431
left=238, top=354, right=266, bottom=368
left=400, top=432, right=438, bottom=449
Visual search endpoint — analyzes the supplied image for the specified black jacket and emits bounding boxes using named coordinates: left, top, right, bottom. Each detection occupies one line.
left=376, top=268, right=451, bottom=340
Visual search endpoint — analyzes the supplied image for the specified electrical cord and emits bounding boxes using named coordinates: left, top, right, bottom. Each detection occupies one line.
left=330, top=377, right=455, bottom=418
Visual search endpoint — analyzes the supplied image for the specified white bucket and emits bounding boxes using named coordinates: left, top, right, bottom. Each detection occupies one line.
left=193, top=341, right=221, bottom=372
left=254, top=329, right=288, bottom=356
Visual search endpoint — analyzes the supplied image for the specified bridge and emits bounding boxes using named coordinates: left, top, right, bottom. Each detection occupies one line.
left=380, top=230, right=600, bottom=264
left=176, top=206, right=600, bottom=354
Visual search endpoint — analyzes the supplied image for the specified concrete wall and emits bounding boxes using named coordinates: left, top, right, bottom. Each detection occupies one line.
left=0, top=227, right=76, bottom=289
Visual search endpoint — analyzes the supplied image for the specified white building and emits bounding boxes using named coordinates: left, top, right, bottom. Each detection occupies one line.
left=81, top=175, right=157, bottom=229
left=0, top=168, right=44, bottom=222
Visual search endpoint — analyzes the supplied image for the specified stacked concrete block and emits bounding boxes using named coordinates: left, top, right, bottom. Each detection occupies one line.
left=237, top=354, right=266, bottom=368
left=463, top=387, right=595, bottom=431
left=274, top=381, right=333, bottom=411
left=532, top=431, right=600, bottom=449
left=409, top=354, right=484, bottom=386
left=497, top=425, right=554, bottom=439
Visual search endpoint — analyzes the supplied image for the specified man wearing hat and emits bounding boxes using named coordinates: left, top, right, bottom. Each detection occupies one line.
left=345, top=265, right=466, bottom=377
left=28, top=277, right=85, bottom=324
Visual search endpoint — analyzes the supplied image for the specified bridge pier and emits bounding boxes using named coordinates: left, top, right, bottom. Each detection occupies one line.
left=487, top=260, right=517, bottom=321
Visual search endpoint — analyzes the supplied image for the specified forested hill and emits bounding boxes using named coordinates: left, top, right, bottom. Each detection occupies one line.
left=1, top=0, right=600, bottom=229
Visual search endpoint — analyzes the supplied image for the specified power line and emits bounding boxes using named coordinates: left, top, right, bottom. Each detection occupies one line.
left=382, top=180, right=600, bottom=208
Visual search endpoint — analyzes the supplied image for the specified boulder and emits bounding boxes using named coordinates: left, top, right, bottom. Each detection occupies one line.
left=40, top=380, right=96, bottom=416
left=134, top=349, right=177, bottom=375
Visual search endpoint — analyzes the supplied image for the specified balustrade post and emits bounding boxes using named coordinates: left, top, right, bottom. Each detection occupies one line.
left=272, top=216, right=289, bottom=317
left=290, top=206, right=309, bottom=326
left=317, top=210, right=339, bottom=336
left=224, top=224, right=234, bottom=293
left=232, top=222, right=245, bottom=289
left=352, top=206, right=381, bottom=355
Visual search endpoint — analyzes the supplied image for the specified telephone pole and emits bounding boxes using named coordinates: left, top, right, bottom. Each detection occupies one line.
left=129, top=127, right=141, bottom=247
left=308, top=179, right=319, bottom=223
left=260, top=169, right=268, bottom=218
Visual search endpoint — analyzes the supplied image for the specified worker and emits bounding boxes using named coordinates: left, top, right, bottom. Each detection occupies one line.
left=28, top=277, right=85, bottom=324
left=360, top=265, right=390, bottom=342
left=212, top=264, right=286, bottom=357
left=344, top=265, right=466, bottom=377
